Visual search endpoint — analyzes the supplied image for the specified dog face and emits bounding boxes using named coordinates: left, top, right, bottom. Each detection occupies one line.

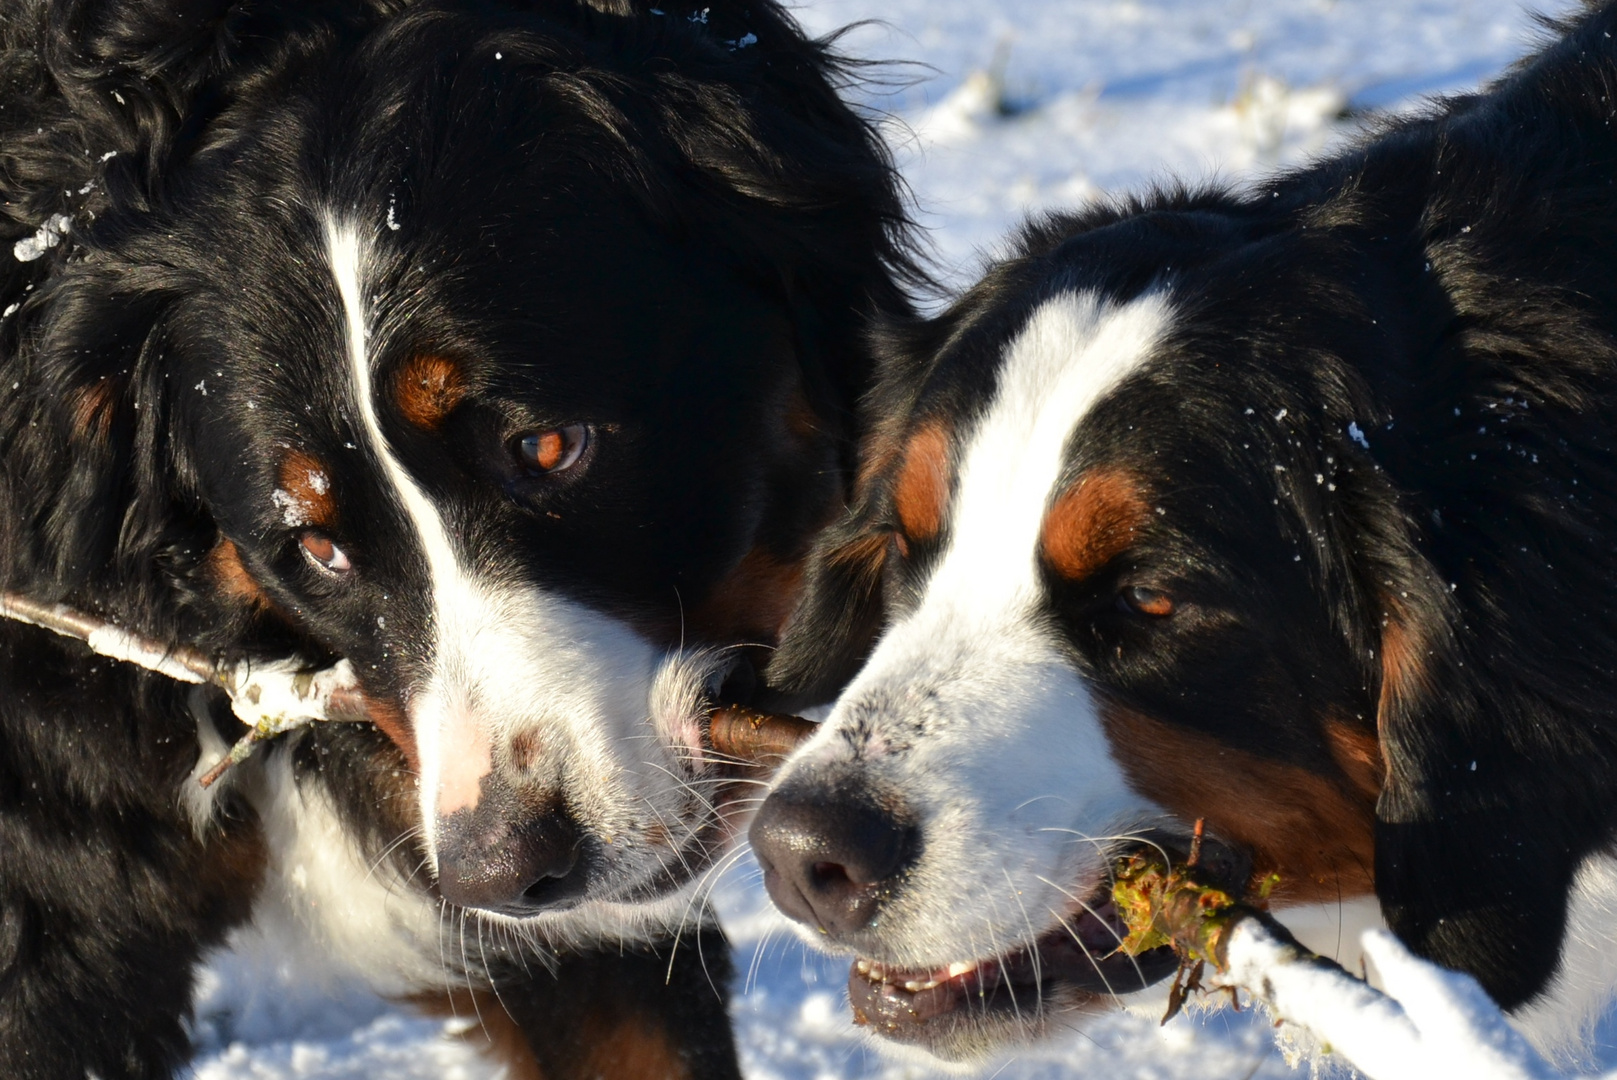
left=752, top=209, right=1398, bottom=1060
left=181, top=209, right=812, bottom=927
left=7, top=0, right=911, bottom=937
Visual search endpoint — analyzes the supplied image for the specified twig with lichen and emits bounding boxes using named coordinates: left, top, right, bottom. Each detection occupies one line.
left=0, top=590, right=818, bottom=789
left=0, top=590, right=371, bottom=787
left=1112, top=846, right=1567, bottom=1080
left=1111, top=819, right=1272, bottom=1023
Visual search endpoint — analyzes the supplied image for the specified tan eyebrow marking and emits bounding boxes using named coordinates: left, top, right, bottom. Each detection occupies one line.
left=275, top=449, right=336, bottom=529
left=1039, top=466, right=1151, bottom=581
left=395, top=353, right=466, bottom=431
left=893, top=422, right=952, bottom=544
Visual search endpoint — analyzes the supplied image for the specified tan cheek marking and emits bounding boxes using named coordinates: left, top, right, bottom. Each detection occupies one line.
left=893, top=422, right=951, bottom=543
left=363, top=697, right=419, bottom=773
left=1040, top=467, right=1151, bottom=581
left=574, top=1014, right=691, bottom=1080
left=395, top=353, right=466, bottom=431
left=688, top=547, right=806, bottom=644
left=1101, top=705, right=1377, bottom=904
left=275, top=450, right=336, bottom=529
left=202, top=535, right=420, bottom=769
left=204, top=538, right=272, bottom=610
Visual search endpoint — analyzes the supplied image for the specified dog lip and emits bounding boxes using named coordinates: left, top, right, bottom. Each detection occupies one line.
left=845, top=887, right=1180, bottom=1041
left=842, top=830, right=1251, bottom=1044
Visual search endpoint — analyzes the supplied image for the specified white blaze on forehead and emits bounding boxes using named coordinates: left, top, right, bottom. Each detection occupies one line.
left=324, top=220, right=497, bottom=842
left=323, top=220, right=694, bottom=906
left=934, top=288, right=1172, bottom=613
left=782, top=289, right=1175, bottom=964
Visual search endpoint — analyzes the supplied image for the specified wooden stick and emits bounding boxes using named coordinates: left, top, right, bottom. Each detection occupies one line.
left=0, top=590, right=818, bottom=786
left=708, top=704, right=818, bottom=766
left=0, top=590, right=368, bottom=788
left=0, top=591, right=214, bottom=683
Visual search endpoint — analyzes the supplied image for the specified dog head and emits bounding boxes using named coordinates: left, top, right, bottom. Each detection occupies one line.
left=749, top=199, right=1431, bottom=1060
left=2, top=0, right=914, bottom=938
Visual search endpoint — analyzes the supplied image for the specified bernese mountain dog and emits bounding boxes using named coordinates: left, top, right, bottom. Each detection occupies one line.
left=0, top=0, right=916, bottom=1076
left=751, top=0, right=1617, bottom=1066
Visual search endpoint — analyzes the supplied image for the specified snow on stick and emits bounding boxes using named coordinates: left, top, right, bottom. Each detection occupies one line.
left=0, top=591, right=215, bottom=683
left=1112, top=842, right=1573, bottom=1080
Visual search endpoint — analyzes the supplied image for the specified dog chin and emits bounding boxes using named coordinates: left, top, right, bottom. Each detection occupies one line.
left=850, top=979, right=1127, bottom=1066
left=470, top=877, right=714, bottom=944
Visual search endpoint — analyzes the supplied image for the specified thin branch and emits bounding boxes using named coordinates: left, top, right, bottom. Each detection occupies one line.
left=0, top=590, right=818, bottom=789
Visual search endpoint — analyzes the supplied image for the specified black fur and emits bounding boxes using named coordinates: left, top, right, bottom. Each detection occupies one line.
left=0, top=1, right=915, bottom=1076
left=775, top=0, right=1617, bottom=1021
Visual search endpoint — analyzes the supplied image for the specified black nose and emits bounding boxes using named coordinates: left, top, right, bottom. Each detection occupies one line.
left=435, top=785, right=587, bottom=914
left=749, top=775, right=917, bottom=939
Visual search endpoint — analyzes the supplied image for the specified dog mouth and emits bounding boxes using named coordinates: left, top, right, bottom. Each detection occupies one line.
left=437, top=695, right=815, bottom=919
left=846, top=833, right=1250, bottom=1048
left=846, top=887, right=1180, bottom=1041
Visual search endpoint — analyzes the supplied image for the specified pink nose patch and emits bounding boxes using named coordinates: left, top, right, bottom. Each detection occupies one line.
left=436, top=702, right=494, bottom=816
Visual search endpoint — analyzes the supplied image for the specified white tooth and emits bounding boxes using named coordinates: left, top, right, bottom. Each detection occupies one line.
left=856, top=960, right=871, bottom=975
left=903, top=980, right=926, bottom=992
left=946, top=961, right=977, bottom=978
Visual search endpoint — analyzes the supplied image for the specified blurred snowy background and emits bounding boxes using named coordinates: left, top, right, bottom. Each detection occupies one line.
left=187, top=1, right=1599, bottom=1077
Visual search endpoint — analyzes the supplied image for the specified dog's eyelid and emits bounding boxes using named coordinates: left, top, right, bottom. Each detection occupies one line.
left=300, top=530, right=352, bottom=575
left=1118, top=584, right=1175, bottom=617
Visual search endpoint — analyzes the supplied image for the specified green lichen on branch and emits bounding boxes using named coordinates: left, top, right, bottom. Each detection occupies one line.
left=1112, top=847, right=1246, bottom=969
left=1111, top=833, right=1279, bottom=1024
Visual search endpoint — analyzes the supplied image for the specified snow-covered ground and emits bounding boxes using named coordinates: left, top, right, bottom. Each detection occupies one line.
left=188, top=1, right=1607, bottom=1077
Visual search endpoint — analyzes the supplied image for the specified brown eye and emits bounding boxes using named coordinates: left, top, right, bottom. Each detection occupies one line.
left=1120, top=586, right=1174, bottom=617
left=519, top=424, right=589, bottom=474
left=301, top=532, right=351, bottom=575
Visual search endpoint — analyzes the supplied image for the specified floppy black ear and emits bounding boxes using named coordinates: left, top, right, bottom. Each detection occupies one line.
left=765, top=507, right=893, bottom=704
left=763, top=299, right=959, bottom=704
left=1, top=271, right=184, bottom=597
left=3, top=1, right=400, bottom=240
left=1372, top=558, right=1615, bottom=1009
left=594, top=0, right=922, bottom=417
